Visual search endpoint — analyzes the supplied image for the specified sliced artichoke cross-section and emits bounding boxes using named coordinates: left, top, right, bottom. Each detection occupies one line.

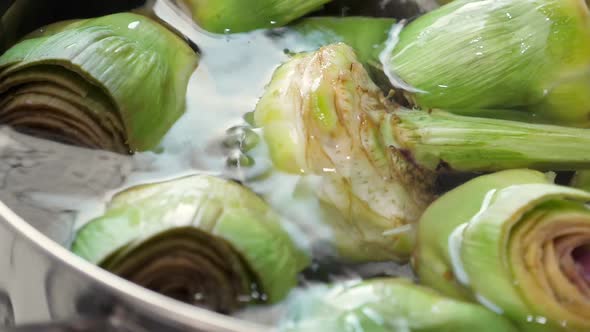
left=416, top=169, right=590, bottom=332
left=72, top=174, right=309, bottom=313
left=0, top=13, right=198, bottom=153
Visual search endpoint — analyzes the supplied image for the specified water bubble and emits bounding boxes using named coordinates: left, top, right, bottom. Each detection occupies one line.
left=223, top=126, right=260, bottom=152
left=536, top=316, right=548, bottom=324
left=128, top=21, right=140, bottom=30
left=226, top=150, right=255, bottom=168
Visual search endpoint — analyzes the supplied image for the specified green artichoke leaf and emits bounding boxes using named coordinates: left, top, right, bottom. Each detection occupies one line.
left=281, top=278, right=519, bottom=332
left=178, top=0, right=331, bottom=34
left=72, top=174, right=309, bottom=312
left=384, top=0, right=590, bottom=127
left=416, top=170, right=590, bottom=332
left=0, top=13, right=199, bottom=152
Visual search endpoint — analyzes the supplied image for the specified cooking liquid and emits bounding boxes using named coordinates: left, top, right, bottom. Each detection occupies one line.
left=0, top=0, right=438, bottom=327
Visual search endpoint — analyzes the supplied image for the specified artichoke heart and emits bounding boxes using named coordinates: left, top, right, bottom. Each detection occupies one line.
left=0, top=13, right=198, bottom=153
left=385, top=0, right=590, bottom=127
left=280, top=278, right=518, bottom=332
left=178, top=0, right=331, bottom=34
left=72, top=175, right=309, bottom=312
left=416, top=169, right=590, bottom=332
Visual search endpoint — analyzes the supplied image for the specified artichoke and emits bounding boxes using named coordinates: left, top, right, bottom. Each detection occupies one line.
left=415, top=169, right=590, bottom=331
left=254, top=43, right=437, bottom=262
left=250, top=43, right=590, bottom=262
left=280, top=278, right=518, bottom=332
left=72, top=174, right=309, bottom=313
left=384, top=0, right=590, bottom=127
left=0, top=13, right=198, bottom=153
left=178, top=0, right=331, bottom=34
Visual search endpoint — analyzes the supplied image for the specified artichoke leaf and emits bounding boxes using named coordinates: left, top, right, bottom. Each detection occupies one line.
left=72, top=174, right=309, bottom=312
left=0, top=13, right=199, bottom=152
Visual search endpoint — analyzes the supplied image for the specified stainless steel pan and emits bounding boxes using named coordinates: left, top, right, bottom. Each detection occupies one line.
left=0, top=1, right=436, bottom=331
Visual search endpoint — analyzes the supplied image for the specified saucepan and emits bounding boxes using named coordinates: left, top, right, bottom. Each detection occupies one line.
left=2, top=0, right=590, bottom=332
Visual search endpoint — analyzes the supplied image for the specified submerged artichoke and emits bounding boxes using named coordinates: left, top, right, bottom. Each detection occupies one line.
left=254, top=43, right=437, bottom=262
left=178, top=0, right=331, bottom=34
left=250, top=43, right=590, bottom=262
left=280, top=278, right=518, bottom=332
left=384, top=0, right=590, bottom=127
left=0, top=13, right=198, bottom=153
left=72, top=175, right=309, bottom=313
left=415, top=169, right=590, bottom=331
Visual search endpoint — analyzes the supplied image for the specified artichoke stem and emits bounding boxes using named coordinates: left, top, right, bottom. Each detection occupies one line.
left=384, top=109, right=590, bottom=172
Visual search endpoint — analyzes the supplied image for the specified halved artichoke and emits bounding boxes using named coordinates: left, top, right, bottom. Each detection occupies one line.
left=250, top=43, right=590, bottom=262
left=0, top=13, right=198, bottom=153
left=178, top=0, right=331, bottom=34
left=72, top=174, right=309, bottom=313
left=280, top=278, right=518, bottom=332
left=415, top=169, right=590, bottom=332
left=384, top=0, right=590, bottom=127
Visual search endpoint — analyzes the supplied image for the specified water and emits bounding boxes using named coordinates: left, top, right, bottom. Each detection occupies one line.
left=0, top=0, right=434, bottom=327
